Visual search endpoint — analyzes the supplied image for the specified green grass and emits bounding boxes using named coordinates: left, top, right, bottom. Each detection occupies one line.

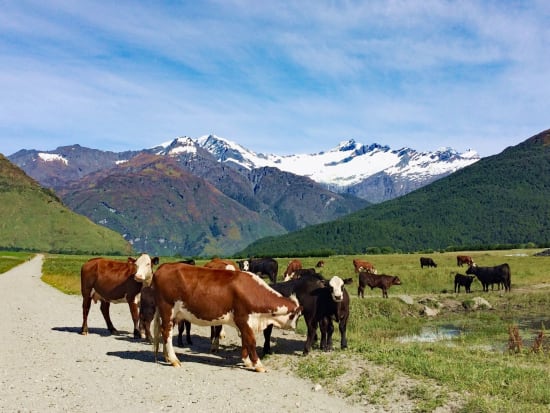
left=0, top=251, right=33, bottom=273
left=41, top=249, right=550, bottom=411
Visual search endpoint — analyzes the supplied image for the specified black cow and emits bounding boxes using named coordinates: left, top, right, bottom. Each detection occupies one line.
left=466, top=263, right=511, bottom=292
left=454, top=273, right=475, bottom=293
left=358, top=272, right=402, bottom=298
left=420, top=257, right=437, bottom=268
left=237, top=258, right=278, bottom=283
left=263, top=273, right=351, bottom=355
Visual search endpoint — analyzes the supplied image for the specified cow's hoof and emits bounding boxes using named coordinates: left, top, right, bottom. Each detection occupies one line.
left=169, top=359, right=181, bottom=367
left=254, top=365, right=267, bottom=373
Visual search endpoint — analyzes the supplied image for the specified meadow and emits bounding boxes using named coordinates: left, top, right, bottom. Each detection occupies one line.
left=3, top=249, right=550, bottom=412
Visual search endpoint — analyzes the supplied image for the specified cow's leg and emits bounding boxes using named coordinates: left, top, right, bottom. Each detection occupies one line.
left=236, top=322, right=264, bottom=372
left=177, top=320, right=192, bottom=347
left=303, top=319, right=318, bottom=355
left=262, top=324, right=274, bottom=355
left=81, top=294, right=92, bottom=335
left=210, top=325, right=223, bottom=352
left=127, top=299, right=140, bottom=338
left=382, top=288, right=388, bottom=298
left=99, top=300, right=117, bottom=334
left=320, top=317, right=334, bottom=351
left=156, top=303, right=180, bottom=367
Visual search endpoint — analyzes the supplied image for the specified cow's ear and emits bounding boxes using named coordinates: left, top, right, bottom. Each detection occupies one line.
left=152, top=256, right=160, bottom=265
left=128, top=257, right=136, bottom=263
left=343, top=277, right=353, bottom=285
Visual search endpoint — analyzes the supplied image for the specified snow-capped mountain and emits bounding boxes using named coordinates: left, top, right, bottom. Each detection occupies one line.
left=193, top=134, right=480, bottom=202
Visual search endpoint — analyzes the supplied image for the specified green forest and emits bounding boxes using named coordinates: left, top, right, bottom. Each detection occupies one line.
left=239, top=130, right=550, bottom=257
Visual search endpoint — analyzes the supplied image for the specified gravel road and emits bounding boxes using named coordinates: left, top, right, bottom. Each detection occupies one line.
left=0, top=255, right=366, bottom=413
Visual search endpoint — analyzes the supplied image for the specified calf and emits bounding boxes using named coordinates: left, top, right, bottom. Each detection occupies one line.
left=204, top=258, right=238, bottom=271
left=263, top=274, right=352, bottom=355
left=283, top=267, right=318, bottom=281
left=466, top=263, right=511, bottom=292
left=456, top=255, right=474, bottom=267
left=352, top=258, right=377, bottom=274
left=237, top=257, right=278, bottom=284
left=358, top=272, right=401, bottom=298
left=316, top=260, right=325, bottom=268
left=420, top=257, right=437, bottom=268
left=283, top=259, right=302, bottom=279
left=454, top=273, right=475, bottom=293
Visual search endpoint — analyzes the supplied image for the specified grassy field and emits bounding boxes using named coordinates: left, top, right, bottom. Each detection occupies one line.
left=0, top=251, right=34, bottom=273
left=22, top=249, right=550, bottom=412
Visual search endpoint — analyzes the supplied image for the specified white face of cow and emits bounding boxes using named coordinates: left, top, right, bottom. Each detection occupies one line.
left=133, top=254, right=155, bottom=284
left=241, top=260, right=250, bottom=271
left=329, top=276, right=345, bottom=302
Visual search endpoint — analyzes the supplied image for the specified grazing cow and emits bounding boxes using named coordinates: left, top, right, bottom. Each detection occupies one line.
left=283, top=259, right=302, bottom=279
left=180, top=259, right=196, bottom=265
left=454, top=273, right=475, bottom=293
left=283, top=267, right=318, bottom=281
left=420, top=257, right=437, bottom=268
left=358, top=272, right=401, bottom=298
left=456, top=255, right=474, bottom=267
left=149, top=263, right=302, bottom=372
left=237, top=257, right=278, bottom=283
left=80, top=253, right=159, bottom=337
left=466, top=263, right=511, bottom=292
left=352, top=258, right=377, bottom=274
left=263, top=274, right=351, bottom=355
left=204, top=258, right=238, bottom=271
left=316, top=260, right=325, bottom=268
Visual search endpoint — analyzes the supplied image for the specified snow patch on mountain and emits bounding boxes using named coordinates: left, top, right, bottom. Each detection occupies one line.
left=192, top=134, right=480, bottom=188
left=38, top=153, right=68, bottom=165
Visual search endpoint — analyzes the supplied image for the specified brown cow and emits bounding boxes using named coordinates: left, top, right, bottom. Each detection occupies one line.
left=352, top=258, right=377, bottom=274
left=80, top=253, right=159, bottom=337
left=358, top=272, right=401, bottom=298
left=315, top=260, right=325, bottom=268
left=204, top=258, right=239, bottom=271
left=149, top=263, right=302, bottom=372
left=283, top=259, right=302, bottom=281
left=456, top=255, right=474, bottom=267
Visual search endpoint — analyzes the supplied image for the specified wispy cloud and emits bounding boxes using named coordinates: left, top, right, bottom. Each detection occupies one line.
left=1, top=0, right=548, bottom=156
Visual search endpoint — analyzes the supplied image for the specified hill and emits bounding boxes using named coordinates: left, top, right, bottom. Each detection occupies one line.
left=0, top=154, right=133, bottom=255
left=240, top=129, right=550, bottom=256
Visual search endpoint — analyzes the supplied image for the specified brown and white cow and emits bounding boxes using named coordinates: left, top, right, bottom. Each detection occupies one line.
left=80, top=253, right=159, bottom=337
left=456, top=255, right=474, bottom=267
left=148, top=263, right=302, bottom=372
left=204, top=258, right=238, bottom=271
left=352, top=258, right=377, bottom=274
left=283, top=259, right=302, bottom=281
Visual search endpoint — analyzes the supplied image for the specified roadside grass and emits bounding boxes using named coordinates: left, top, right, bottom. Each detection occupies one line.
left=0, top=251, right=34, bottom=273
left=40, top=249, right=550, bottom=411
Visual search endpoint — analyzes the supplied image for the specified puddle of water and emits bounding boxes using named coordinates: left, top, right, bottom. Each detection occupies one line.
left=397, top=326, right=462, bottom=343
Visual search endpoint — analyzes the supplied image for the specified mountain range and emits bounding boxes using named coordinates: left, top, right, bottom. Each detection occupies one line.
left=241, top=129, right=550, bottom=256
left=6, top=136, right=479, bottom=256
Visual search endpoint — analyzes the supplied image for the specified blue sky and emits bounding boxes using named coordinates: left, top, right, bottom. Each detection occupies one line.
left=1, top=1, right=549, bottom=157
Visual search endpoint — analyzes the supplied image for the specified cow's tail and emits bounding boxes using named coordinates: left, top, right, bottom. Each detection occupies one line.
left=153, top=308, right=161, bottom=363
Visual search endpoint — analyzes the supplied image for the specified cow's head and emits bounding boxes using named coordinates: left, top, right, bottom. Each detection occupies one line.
left=237, top=260, right=250, bottom=271
left=133, top=254, right=160, bottom=284
left=392, top=276, right=402, bottom=286
left=328, top=276, right=352, bottom=302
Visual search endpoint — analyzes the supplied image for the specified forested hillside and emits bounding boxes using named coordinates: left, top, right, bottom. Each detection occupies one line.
left=240, top=129, right=550, bottom=256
